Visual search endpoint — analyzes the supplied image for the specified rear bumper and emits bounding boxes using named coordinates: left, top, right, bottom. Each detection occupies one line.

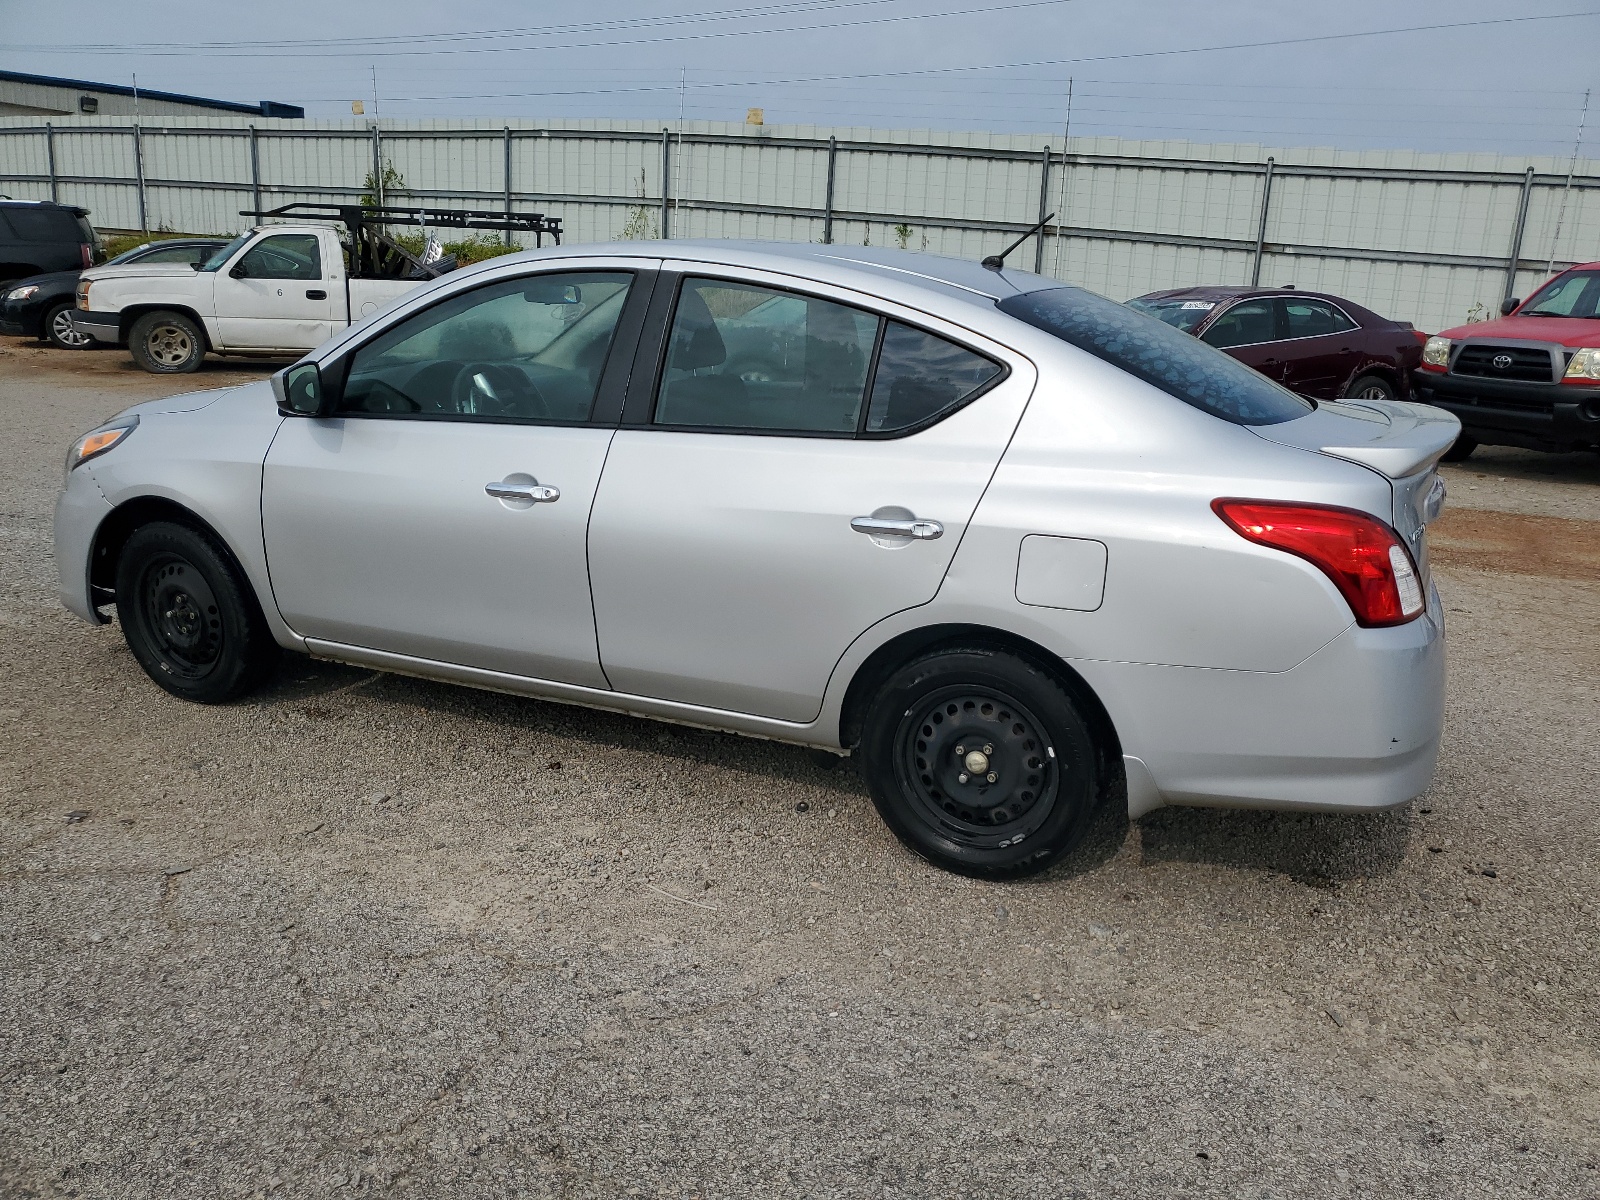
left=71, top=309, right=122, bottom=346
left=1412, top=369, right=1600, bottom=451
left=1082, top=584, right=1446, bottom=814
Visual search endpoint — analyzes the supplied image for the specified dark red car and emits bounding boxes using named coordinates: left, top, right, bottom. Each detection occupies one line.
left=1127, top=286, right=1425, bottom=402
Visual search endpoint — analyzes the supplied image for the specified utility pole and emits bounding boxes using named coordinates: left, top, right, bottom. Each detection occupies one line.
left=1547, top=87, right=1590, bottom=274
left=1051, top=77, right=1073, bottom=279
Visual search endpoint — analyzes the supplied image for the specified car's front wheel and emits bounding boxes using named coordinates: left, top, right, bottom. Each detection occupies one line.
left=1440, top=433, right=1477, bottom=462
left=858, top=646, right=1102, bottom=878
left=115, top=521, right=277, bottom=703
left=129, top=310, right=205, bottom=373
left=43, top=301, right=92, bottom=350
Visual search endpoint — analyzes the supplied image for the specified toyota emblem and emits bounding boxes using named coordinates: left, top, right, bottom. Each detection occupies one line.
left=1492, top=354, right=1514, bottom=370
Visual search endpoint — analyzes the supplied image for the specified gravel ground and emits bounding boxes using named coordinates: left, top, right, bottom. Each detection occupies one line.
left=2, top=344, right=1598, bottom=1199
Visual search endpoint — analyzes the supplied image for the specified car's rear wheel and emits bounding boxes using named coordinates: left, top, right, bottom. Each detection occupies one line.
left=858, top=646, right=1101, bottom=878
left=129, top=310, right=205, bottom=373
left=1344, top=373, right=1397, bottom=402
left=1440, top=433, right=1477, bottom=462
left=44, top=301, right=92, bottom=350
left=114, top=521, right=277, bottom=703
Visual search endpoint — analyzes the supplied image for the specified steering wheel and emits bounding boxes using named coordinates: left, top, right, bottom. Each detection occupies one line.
left=448, top=362, right=548, bottom=419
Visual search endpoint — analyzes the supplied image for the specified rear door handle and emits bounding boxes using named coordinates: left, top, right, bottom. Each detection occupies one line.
left=306, top=289, right=327, bottom=300
left=851, top=516, right=943, bottom=540
left=486, top=480, right=560, bottom=503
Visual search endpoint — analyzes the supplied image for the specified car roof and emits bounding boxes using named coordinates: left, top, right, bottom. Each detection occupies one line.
left=0, top=199, right=90, bottom=217
left=511, top=239, right=1066, bottom=312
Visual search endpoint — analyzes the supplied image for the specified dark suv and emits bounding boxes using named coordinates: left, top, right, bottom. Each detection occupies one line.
left=0, top=200, right=101, bottom=285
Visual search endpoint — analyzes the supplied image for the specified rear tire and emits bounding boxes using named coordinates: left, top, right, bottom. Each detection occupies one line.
left=858, top=646, right=1101, bottom=879
left=43, top=301, right=92, bottom=350
left=1440, top=433, right=1477, bottom=463
left=1344, top=373, right=1397, bottom=402
left=129, top=310, right=205, bottom=373
left=114, top=521, right=277, bottom=703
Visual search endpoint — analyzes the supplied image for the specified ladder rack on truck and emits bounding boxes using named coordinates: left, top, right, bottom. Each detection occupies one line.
left=238, top=203, right=564, bottom=281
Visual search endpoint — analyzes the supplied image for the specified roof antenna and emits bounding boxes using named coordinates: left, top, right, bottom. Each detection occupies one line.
left=982, top=213, right=1054, bottom=271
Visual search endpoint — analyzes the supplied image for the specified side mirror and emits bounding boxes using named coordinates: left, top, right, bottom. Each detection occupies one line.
left=230, top=261, right=249, bottom=279
left=274, top=361, right=326, bottom=416
left=1500, top=297, right=1520, bottom=316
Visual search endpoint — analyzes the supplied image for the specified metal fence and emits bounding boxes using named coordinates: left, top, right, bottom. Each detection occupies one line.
left=4, top=114, right=1600, bottom=334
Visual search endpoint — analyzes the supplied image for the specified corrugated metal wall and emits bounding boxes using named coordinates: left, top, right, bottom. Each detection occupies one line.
left=5, top=114, right=1599, bottom=333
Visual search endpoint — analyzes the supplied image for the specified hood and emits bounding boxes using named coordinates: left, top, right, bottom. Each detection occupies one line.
left=1250, top=398, right=1460, bottom=480
left=6, top=268, right=81, bottom=291
left=80, top=262, right=202, bottom=283
left=109, top=384, right=248, bottom=422
left=1437, top=314, right=1600, bottom=347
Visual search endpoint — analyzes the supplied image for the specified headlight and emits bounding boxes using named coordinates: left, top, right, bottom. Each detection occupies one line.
left=1565, top=347, right=1600, bottom=380
left=7, top=284, right=39, bottom=301
left=67, top=416, right=138, bottom=471
left=76, top=279, right=91, bottom=310
left=1421, top=336, right=1452, bottom=368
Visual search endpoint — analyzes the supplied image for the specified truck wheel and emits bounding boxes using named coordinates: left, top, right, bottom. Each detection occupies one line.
left=114, top=521, right=277, bottom=703
left=857, top=646, right=1101, bottom=879
left=1344, top=374, right=1397, bottom=402
left=129, top=311, right=205, bottom=373
left=44, top=301, right=93, bottom=350
left=1440, top=433, right=1477, bottom=462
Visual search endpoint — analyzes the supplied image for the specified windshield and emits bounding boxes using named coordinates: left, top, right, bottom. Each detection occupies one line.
left=1125, top=295, right=1218, bottom=334
left=198, top=234, right=251, bottom=273
left=999, top=286, right=1315, bottom=426
left=1519, top=270, right=1600, bottom=318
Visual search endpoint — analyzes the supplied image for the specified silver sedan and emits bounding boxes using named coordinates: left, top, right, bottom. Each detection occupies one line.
left=54, top=242, right=1458, bottom=877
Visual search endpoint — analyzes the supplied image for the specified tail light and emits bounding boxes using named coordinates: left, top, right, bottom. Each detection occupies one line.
left=81, top=243, right=93, bottom=268
left=1212, top=499, right=1425, bottom=627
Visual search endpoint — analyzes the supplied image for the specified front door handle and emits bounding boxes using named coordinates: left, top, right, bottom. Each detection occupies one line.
left=306, top=289, right=327, bottom=300
left=486, top=480, right=560, bottom=503
left=851, top=516, right=943, bottom=540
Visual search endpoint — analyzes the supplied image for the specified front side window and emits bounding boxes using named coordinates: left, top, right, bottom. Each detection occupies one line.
left=1199, top=299, right=1279, bottom=348
left=1283, top=298, right=1357, bottom=338
left=1521, top=270, right=1600, bottom=318
left=339, top=271, right=633, bottom=423
left=236, top=234, right=321, bottom=281
left=999, top=286, right=1314, bottom=426
left=655, top=278, right=878, bottom=433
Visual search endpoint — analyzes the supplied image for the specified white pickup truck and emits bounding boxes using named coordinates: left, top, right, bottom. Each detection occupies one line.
left=72, top=203, right=563, bottom=373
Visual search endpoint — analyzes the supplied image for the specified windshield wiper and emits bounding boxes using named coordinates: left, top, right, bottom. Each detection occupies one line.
left=1519, top=309, right=1593, bottom=318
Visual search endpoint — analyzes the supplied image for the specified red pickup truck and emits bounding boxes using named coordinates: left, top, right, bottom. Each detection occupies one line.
left=1413, top=262, right=1600, bottom=459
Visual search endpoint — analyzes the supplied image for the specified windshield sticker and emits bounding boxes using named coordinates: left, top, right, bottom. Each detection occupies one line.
left=1180, top=301, right=1216, bottom=310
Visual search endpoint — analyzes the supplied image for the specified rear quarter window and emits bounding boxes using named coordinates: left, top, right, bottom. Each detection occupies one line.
left=998, top=286, right=1314, bottom=426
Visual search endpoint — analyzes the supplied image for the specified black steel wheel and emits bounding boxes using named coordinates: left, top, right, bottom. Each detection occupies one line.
left=44, top=301, right=92, bottom=350
left=859, top=646, right=1101, bottom=878
left=115, top=521, right=277, bottom=703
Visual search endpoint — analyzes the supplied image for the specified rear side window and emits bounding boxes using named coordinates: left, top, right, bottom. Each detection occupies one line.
left=3, top=207, right=80, bottom=242
left=1284, top=298, right=1356, bottom=338
left=998, top=287, right=1314, bottom=426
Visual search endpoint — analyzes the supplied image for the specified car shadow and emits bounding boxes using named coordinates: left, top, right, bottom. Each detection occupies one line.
left=1442, top=444, right=1600, bottom=487
left=256, top=662, right=1410, bottom=886
left=1134, top=803, right=1412, bottom=887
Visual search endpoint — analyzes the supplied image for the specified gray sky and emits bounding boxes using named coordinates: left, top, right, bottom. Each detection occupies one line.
left=4, top=0, right=1598, bottom=155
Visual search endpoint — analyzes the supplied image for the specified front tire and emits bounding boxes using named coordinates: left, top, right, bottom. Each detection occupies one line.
left=129, top=310, right=205, bottom=373
left=114, top=521, right=276, bottom=703
left=43, top=301, right=92, bottom=350
left=858, top=647, right=1101, bottom=879
left=1440, top=433, right=1477, bottom=462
